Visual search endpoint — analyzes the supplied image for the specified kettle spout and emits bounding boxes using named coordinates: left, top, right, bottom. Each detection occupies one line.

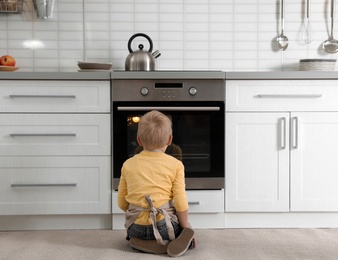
left=152, top=50, right=161, bottom=58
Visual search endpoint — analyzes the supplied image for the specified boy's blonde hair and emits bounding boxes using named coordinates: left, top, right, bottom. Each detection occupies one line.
left=137, top=110, right=172, bottom=150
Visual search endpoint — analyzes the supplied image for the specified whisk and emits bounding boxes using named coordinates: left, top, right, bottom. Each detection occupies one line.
left=303, top=0, right=314, bottom=44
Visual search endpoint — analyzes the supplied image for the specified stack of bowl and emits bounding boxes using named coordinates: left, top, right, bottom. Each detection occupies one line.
left=299, top=59, right=336, bottom=71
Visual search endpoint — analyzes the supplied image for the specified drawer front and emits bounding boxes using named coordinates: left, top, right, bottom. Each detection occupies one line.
left=0, top=156, right=111, bottom=215
left=186, top=190, right=224, bottom=213
left=112, top=190, right=225, bottom=214
left=0, top=80, right=110, bottom=113
left=0, top=114, right=110, bottom=156
left=227, top=80, right=338, bottom=111
left=112, top=191, right=124, bottom=214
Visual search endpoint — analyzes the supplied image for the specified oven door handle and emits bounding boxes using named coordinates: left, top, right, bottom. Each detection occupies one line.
left=117, top=106, right=221, bottom=111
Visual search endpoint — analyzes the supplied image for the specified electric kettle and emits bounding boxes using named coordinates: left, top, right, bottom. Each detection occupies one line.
left=125, top=33, right=161, bottom=71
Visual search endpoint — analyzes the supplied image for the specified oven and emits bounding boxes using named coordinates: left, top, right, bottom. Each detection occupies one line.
left=112, top=71, right=225, bottom=190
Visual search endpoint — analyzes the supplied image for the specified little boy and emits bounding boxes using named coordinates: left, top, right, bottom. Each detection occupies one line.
left=117, top=110, right=195, bottom=257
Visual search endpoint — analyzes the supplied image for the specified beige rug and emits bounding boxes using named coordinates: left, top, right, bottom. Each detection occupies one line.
left=0, top=229, right=338, bottom=260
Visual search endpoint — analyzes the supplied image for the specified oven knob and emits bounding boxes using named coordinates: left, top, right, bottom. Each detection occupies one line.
left=140, top=87, right=149, bottom=96
left=189, top=87, right=197, bottom=96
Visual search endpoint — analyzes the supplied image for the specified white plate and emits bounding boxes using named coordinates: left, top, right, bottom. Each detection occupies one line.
left=0, top=66, right=19, bottom=72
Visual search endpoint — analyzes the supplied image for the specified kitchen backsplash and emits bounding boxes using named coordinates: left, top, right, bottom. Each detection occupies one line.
left=0, top=0, right=336, bottom=72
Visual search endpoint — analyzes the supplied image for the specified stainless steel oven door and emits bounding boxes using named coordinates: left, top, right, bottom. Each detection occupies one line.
left=112, top=101, right=225, bottom=190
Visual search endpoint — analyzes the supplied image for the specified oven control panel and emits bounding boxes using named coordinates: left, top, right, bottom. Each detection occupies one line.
left=140, top=86, right=197, bottom=98
left=112, top=79, right=225, bottom=102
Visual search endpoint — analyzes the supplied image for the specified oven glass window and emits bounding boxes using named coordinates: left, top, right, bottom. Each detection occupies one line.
left=127, top=113, right=211, bottom=173
left=113, top=101, right=224, bottom=181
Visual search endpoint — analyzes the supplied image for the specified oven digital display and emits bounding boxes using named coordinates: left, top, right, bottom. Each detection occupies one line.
left=154, top=83, right=183, bottom=88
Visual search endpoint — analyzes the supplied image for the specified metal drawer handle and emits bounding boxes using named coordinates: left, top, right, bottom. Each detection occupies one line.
left=11, top=183, right=77, bottom=187
left=257, top=94, right=322, bottom=98
left=292, top=117, right=299, bottom=149
left=188, top=201, right=200, bottom=205
left=9, top=95, right=76, bottom=99
left=280, top=117, right=286, bottom=150
left=10, top=133, right=76, bottom=137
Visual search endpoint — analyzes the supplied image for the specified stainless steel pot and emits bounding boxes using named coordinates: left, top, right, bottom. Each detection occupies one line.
left=125, top=33, right=160, bottom=71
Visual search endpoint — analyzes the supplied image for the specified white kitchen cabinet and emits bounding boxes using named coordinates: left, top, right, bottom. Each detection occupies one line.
left=226, top=113, right=290, bottom=212
left=226, top=80, right=338, bottom=213
left=291, top=112, right=338, bottom=211
left=0, top=79, right=111, bottom=228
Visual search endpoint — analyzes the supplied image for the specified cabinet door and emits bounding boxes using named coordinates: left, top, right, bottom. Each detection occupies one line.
left=226, top=113, right=289, bottom=212
left=291, top=112, right=338, bottom=211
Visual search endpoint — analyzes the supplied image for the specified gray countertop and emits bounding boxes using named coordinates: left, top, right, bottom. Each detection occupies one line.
left=2, top=71, right=338, bottom=80
left=0, top=72, right=111, bottom=80
left=226, top=71, right=338, bottom=80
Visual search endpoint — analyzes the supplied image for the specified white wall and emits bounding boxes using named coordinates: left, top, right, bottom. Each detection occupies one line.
left=0, top=0, right=336, bottom=72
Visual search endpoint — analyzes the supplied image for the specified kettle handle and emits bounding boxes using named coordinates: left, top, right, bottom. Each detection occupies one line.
left=128, top=33, right=153, bottom=53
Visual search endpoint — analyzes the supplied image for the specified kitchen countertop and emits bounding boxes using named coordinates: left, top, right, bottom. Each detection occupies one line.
left=226, top=71, right=338, bottom=80
left=1, top=71, right=338, bottom=80
left=0, top=72, right=111, bottom=80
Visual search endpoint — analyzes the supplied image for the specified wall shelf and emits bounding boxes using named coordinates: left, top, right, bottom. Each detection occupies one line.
left=0, top=0, right=23, bottom=14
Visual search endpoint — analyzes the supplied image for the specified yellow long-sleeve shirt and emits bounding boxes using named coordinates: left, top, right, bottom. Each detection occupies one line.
left=117, top=150, right=188, bottom=225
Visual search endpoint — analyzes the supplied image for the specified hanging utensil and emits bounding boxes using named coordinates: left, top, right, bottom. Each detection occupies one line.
left=277, top=0, right=289, bottom=51
left=323, top=0, right=338, bottom=53
left=303, top=0, right=314, bottom=44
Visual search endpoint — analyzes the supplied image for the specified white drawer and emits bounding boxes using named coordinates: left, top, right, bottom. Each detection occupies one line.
left=0, top=114, right=110, bottom=156
left=226, top=80, right=338, bottom=111
left=0, top=80, right=110, bottom=113
left=112, top=191, right=124, bottom=214
left=0, top=156, right=111, bottom=215
left=186, top=190, right=224, bottom=213
left=112, top=190, right=225, bottom=214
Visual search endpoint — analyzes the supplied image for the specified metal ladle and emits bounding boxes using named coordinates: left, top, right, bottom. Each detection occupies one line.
left=323, top=0, right=338, bottom=53
left=277, top=0, right=289, bottom=51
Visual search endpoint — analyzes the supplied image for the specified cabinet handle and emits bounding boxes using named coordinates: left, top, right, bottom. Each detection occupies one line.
left=11, top=183, right=77, bottom=187
left=188, top=201, right=200, bottom=205
left=118, top=106, right=220, bottom=111
left=280, top=117, right=286, bottom=149
left=10, top=133, right=76, bottom=137
left=292, top=117, right=299, bottom=149
left=9, top=95, right=76, bottom=99
left=257, top=94, right=322, bottom=98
